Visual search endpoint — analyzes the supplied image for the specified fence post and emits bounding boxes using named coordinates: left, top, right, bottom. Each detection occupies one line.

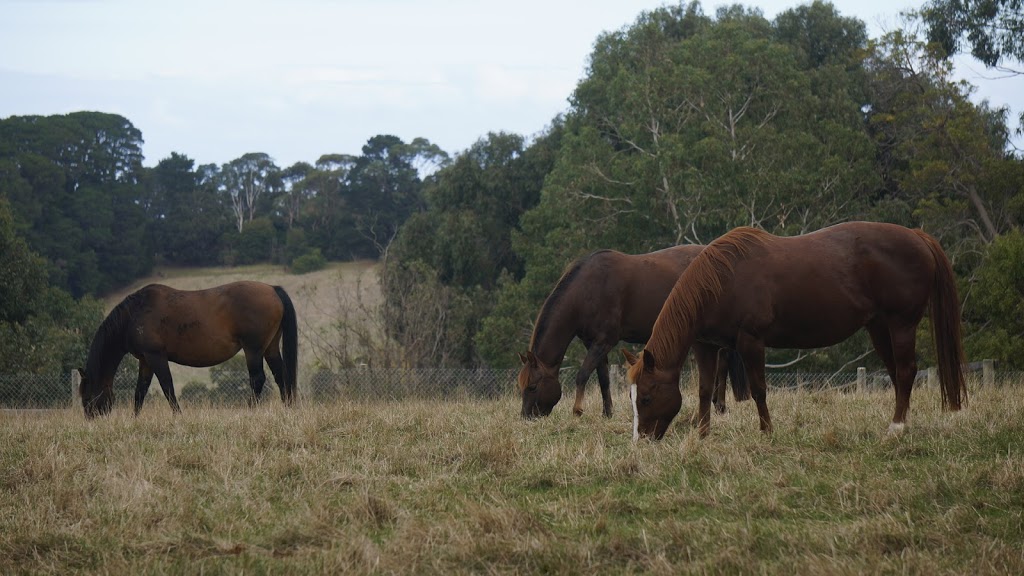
left=983, top=359, right=995, bottom=387
left=927, top=367, right=937, bottom=390
left=857, top=367, right=865, bottom=394
left=70, top=369, right=81, bottom=405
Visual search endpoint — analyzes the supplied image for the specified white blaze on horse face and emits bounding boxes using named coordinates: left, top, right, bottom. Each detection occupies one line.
left=630, top=384, right=639, bottom=442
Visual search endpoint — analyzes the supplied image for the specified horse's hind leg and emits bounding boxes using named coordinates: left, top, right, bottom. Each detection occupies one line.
left=596, top=355, right=613, bottom=418
left=265, top=352, right=289, bottom=405
left=735, top=332, right=771, bottom=434
left=868, top=318, right=918, bottom=433
left=243, top=348, right=268, bottom=405
left=145, top=353, right=181, bottom=414
left=134, top=357, right=155, bottom=416
left=713, top=348, right=729, bottom=415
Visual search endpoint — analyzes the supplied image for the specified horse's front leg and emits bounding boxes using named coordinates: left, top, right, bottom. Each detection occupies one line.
left=134, top=355, right=155, bottom=416
left=573, top=342, right=613, bottom=417
left=692, top=342, right=720, bottom=437
left=145, top=353, right=181, bottom=414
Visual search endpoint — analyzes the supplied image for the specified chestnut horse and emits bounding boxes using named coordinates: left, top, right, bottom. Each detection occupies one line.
left=79, top=281, right=298, bottom=418
left=518, top=245, right=748, bottom=419
left=624, top=222, right=967, bottom=440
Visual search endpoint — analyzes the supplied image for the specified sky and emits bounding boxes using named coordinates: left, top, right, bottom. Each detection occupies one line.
left=1, top=0, right=1021, bottom=168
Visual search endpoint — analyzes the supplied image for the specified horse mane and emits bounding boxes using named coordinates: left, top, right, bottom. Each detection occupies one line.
left=529, top=250, right=609, bottom=352
left=644, top=228, right=772, bottom=365
left=84, top=287, right=150, bottom=381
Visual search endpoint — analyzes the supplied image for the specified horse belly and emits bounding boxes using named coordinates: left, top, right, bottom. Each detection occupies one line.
left=162, top=328, right=242, bottom=367
left=762, top=301, right=868, bottom=350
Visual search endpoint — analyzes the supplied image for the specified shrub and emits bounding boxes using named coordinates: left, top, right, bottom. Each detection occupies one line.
left=291, top=248, right=326, bottom=275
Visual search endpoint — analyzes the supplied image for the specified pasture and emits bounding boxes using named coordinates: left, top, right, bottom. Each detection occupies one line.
left=2, top=385, right=1022, bottom=574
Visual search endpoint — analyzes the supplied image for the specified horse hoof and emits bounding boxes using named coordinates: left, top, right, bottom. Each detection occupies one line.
left=887, top=422, right=906, bottom=436
left=573, top=408, right=584, bottom=417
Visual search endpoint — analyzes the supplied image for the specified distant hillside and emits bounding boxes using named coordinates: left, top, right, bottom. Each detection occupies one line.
left=102, top=261, right=381, bottom=390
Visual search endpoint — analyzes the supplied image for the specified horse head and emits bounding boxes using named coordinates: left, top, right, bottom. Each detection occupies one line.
left=623, top=349, right=682, bottom=440
left=78, top=367, right=114, bottom=418
left=517, top=351, right=562, bottom=419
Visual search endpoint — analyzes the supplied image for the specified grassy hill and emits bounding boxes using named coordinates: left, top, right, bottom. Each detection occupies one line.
left=101, top=261, right=382, bottom=391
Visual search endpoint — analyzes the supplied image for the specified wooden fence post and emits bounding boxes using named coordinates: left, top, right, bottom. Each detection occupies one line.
left=70, top=369, right=81, bottom=405
left=857, top=367, right=866, bottom=394
left=983, top=359, right=995, bottom=387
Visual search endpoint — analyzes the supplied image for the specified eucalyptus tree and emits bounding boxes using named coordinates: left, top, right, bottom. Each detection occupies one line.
left=221, top=152, right=281, bottom=232
left=863, top=29, right=1021, bottom=247
left=279, top=161, right=313, bottom=229
left=919, top=0, right=1024, bottom=71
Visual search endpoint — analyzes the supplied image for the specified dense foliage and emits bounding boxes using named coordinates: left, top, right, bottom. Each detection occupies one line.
left=1, top=0, right=1023, bottom=379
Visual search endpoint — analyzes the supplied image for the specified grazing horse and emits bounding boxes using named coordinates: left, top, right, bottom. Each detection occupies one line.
left=518, top=245, right=749, bottom=419
left=79, top=281, right=298, bottom=418
left=624, top=222, right=967, bottom=440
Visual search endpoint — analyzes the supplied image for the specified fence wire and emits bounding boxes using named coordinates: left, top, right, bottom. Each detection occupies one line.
left=1, top=365, right=1018, bottom=411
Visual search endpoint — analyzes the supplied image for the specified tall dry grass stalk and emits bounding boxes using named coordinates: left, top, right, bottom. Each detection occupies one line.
left=2, top=383, right=1022, bottom=574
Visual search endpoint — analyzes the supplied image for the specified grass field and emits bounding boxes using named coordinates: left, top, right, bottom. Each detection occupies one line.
left=2, top=384, right=1022, bottom=574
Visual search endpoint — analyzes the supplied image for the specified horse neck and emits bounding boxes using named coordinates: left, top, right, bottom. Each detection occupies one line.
left=85, top=324, right=129, bottom=385
left=644, top=284, right=700, bottom=372
left=529, top=301, right=578, bottom=368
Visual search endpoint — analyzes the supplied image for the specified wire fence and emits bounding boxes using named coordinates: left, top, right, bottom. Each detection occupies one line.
left=1, top=361, right=1019, bottom=411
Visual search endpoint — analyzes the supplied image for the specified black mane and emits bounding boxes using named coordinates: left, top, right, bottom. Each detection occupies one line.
left=83, top=287, right=150, bottom=381
left=529, top=250, right=609, bottom=351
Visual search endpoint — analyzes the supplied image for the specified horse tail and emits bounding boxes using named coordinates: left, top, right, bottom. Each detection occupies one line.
left=273, top=286, right=299, bottom=405
left=725, top=349, right=751, bottom=402
left=914, top=230, right=967, bottom=411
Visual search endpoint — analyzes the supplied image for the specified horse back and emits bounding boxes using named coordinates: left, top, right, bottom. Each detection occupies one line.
left=131, top=282, right=285, bottom=365
left=715, top=222, right=937, bottom=347
left=578, top=245, right=704, bottom=344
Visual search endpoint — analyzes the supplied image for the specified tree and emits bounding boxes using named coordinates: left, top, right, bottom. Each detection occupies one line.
left=279, top=161, right=313, bottom=229
left=0, top=198, right=103, bottom=385
left=0, top=112, right=150, bottom=296
left=963, top=230, right=1024, bottom=367
left=864, top=30, right=1019, bottom=246
left=383, top=128, right=562, bottom=367
left=345, top=135, right=446, bottom=257
left=918, top=0, right=1024, bottom=70
left=144, top=153, right=233, bottom=266
left=476, top=3, right=878, bottom=367
left=304, top=153, right=359, bottom=260
left=221, top=152, right=281, bottom=232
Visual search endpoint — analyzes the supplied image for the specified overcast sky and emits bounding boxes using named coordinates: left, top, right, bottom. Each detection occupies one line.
left=1, top=0, right=1020, bottom=168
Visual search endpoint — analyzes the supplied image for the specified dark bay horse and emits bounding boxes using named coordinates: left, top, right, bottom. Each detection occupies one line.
left=518, top=245, right=748, bottom=419
left=79, top=281, right=298, bottom=418
left=624, top=222, right=966, bottom=440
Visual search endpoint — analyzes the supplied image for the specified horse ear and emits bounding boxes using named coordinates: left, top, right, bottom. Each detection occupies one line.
left=621, top=348, right=638, bottom=366
left=518, top=352, right=528, bottom=365
left=525, top=351, right=538, bottom=366
left=641, top=349, right=657, bottom=373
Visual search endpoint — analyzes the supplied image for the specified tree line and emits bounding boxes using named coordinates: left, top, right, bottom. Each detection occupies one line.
left=2, top=0, right=1023, bottom=381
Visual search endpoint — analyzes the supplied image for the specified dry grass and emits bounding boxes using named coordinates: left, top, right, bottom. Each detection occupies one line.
left=2, top=384, right=1022, bottom=574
